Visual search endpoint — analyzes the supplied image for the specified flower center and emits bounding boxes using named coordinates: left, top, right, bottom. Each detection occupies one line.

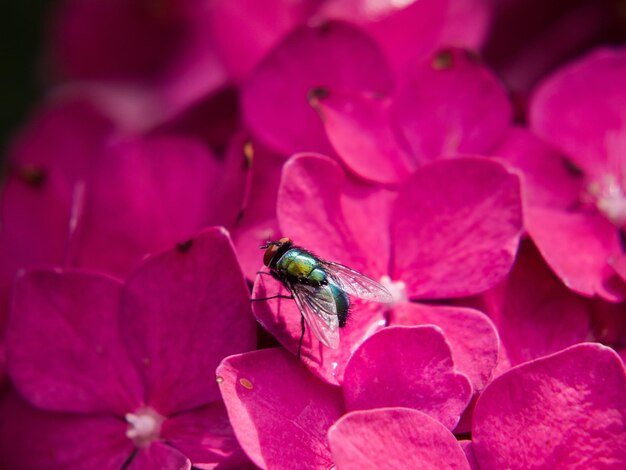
left=379, top=275, right=408, bottom=306
left=587, top=174, right=626, bottom=226
left=125, top=407, right=165, bottom=447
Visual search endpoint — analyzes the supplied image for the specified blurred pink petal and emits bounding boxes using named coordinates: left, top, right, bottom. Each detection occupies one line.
left=321, top=0, right=449, bottom=78
left=0, top=389, right=133, bottom=469
left=481, top=241, right=591, bottom=365
left=0, top=100, right=115, bottom=305
left=207, top=0, right=317, bottom=83
left=51, top=0, right=227, bottom=130
left=7, top=270, right=142, bottom=414
left=328, top=407, right=470, bottom=470
left=493, top=127, right=584, bottom=209
left=312, top=89, right=416, bottom=183
left=438, top=0, right=492, bottom=50
left=242, top=21, right=393, bottom=156
left=392, top=158, right=523, bottom=298
left=161, top=402, right=251, bottom=469
left=343, top=326, right=472, bottom=430
left=483, top=0, right=623, bottom=94
left=73, top=135, right=224, bottom=276
left=392, top=48, right=512, bottom=162
left=129, top=443, right=190, bottom=470
left=473, top=343, right=626, bottom=468
left=392, top=304, right=499, bottom=391
left=217, top=348, right=344, bottom=469
left=525, top=207, right=625, bottom=301
left=120, top=227, right=255, bottom=415
left=530, top=46, right=626, bottom=177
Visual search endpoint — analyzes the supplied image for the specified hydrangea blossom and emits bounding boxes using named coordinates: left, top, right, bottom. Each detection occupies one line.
left=2, top=1, right=625, bottom=468
left=0, top=228, right=255, bottom=468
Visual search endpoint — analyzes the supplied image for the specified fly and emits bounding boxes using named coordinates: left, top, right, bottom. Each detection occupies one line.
left=252, top=237, right=393, bottom=359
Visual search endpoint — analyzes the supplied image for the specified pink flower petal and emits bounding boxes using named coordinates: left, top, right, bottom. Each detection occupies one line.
left=473, top=343, right=626, bottom=469
left=242, top=21, right=393, bottom=156
left=392, top=48, right=512, bottom=162
left=7, top=270, right=142, bottom=414
left=392, top=158, right=523, bottom=298
left=493, top=127, right=584, bottom=209
left=0, top=100, right=116, bottom=318
left=130, top=443, right=190, bottom=470
left=217, top=348, right=344, bottom=469
left=312, top=89, right=417, bottom=183
left=321, top=0, right=450, bottom=78
left=392, top=304, right=499, bottom=391
left=161, top=401, right=251, bottom=469
left=252, top=273, right=386, bottom=385
left=530, top=46, right=626, bottom=177
left=207, top=0, right=317, bottom=83
left=328, top=407, right=470, bottom=470
left=0, top=389, right=133, bottom=469
left=74, top=135, right=225, bottom=277
left=438, top=0, right=491, bottom=50
left=120, top=227, right=256, bottom=415
left=526, top=207, right=626, bottom=301
left=481, top=241, right=591, bottom=365
left=343, top=326, right=472, bottom=430
left=51, top=0, right=227, bottom=130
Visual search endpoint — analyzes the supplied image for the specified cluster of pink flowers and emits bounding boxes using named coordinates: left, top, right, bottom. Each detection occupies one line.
left=1, top=1, right=625, bottom=468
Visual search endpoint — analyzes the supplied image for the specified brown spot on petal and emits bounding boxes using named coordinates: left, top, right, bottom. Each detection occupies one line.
left=15, top=164, right=47, bottom=188
left=216, top=375, right=224, bottom=384
left=315, top=20, right=333, bottom=36
left=239, top=378, right=253, bottom=390
left=243, top=141, right=254, bottom=168
left=308, top=87, right=330, bottom=110
left=432, top=50, right=454, bottom=70
left=464, top=49, right=482, bottom=64
left=176, top=239, right=193, bottom=253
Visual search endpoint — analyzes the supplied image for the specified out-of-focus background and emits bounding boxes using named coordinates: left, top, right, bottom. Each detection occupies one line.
left=1, top=3, right=52, bottom=150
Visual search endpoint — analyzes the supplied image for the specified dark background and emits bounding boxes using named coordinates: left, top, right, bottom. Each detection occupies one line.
left=1, top=2, right=53, bottom=153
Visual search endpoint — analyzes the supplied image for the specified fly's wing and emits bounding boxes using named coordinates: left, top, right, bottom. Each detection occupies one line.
left=290, top=282, right=340, bottom=349
left=323, top=261, right=393, bottom=303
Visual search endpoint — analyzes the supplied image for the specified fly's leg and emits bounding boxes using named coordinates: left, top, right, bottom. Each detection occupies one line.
left=250, top=294, right=294, bottom=302
left=297, top=314, right=305, bottom=360
left=251, top=271, right=293, bottom=302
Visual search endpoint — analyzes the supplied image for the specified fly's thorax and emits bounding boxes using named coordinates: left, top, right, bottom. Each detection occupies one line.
left=328, top=283, right=350, bottom=327
left=276, top=248, right=324, bottom=282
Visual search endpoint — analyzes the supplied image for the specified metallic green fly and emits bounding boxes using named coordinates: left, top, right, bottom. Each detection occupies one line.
left=253, top=237, right=393, bottom=359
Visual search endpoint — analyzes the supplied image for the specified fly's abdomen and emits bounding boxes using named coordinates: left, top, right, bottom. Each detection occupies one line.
left=277, top=249, right=326, bottom=284
left=329, top=283, right=350, bottom=327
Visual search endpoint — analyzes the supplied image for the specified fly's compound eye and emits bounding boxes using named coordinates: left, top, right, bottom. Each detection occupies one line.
left=263, top=244, right=280, bottom=266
